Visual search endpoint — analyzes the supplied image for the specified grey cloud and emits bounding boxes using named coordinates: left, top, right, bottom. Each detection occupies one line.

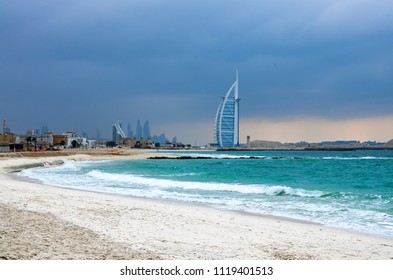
left=1, top=0, right=393, bottom=139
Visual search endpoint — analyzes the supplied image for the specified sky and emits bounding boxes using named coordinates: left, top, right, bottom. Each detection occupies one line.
left=1, top=0, right=392, bottom=145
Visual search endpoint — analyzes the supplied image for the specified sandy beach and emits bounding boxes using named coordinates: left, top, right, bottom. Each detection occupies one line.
left=1, top=151, right=393, bottom=260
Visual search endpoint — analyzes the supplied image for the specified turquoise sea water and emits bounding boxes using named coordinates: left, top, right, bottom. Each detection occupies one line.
left=20, top=150, right=393, bottom=238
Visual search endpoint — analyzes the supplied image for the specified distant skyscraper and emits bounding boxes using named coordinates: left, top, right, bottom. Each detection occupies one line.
left=143, top=120, right=151, bottom=139
left=112, top=121, right=126, bottom=143
left=127, top=122, right=133, bottom=138
left=112, top=124, right=120, bottom=143
left=152, top=133, right=167, bottom=144
left=41, top=125, right=49, bottom=134
left=215, top=71, right=240, bottom=147
left=136, top=120, right=142, bottom=140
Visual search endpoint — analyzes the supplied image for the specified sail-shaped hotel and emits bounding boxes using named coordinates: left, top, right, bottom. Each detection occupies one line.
left=215, top=72, right=240, bottom=147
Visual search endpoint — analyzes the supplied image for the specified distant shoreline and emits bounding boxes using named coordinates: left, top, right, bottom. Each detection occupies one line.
left=219, top=147, right=393, bottom=151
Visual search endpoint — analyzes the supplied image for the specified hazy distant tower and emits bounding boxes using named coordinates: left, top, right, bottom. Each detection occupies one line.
left=127, top=122, right=133, bottom=138
left=112, top=121, right=126, bottom=143
left=41, top=125, right=49, bottom=134
left=112, top=123, right=120, bottom=143
left=143, top=120, right=151, bottom=139
left=215, top=70, right=240, bottom=147
left=136, top=120, right=142, bottom=140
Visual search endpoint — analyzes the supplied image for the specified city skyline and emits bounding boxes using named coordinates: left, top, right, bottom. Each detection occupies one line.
left=114, top=119, right=152, bottom=142
left=2, top=117, right=392, bottom=147
left=1, top=1, right=392, bottom=144
left=3, top=118, right=176, bottom=144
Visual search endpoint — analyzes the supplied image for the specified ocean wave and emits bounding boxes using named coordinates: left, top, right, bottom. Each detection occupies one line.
left=19, top=159, right=80, bottom=178
left=51, top=159, right=83, bottom=171
left=322, top=156, right=392, bottom=160
left=86, top=170, right=325, bottom=198
left=156, top=172, right=202, bottom=177
left=321, top=192, right=392, bottom=202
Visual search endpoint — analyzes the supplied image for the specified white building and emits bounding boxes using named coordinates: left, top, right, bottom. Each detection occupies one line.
left=215, top=71, right=240, bottom=147
left=63, top=132, right=85, bottom=148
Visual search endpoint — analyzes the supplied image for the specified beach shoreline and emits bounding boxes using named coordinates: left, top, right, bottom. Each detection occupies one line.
left=1, top=151, right=393, bottom=260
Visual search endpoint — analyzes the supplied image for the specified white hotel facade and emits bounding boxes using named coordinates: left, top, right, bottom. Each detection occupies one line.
left=214, top=72, right=240, bottom=147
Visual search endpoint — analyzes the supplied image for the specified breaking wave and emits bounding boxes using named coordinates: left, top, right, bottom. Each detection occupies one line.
left=87, top=170, right=325, bottom=198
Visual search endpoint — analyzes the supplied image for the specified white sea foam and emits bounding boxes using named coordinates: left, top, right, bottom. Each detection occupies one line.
left=52, top=159, right=83, bottom=170
left=21, top=166, right=327, bottom=199
left=322, top=156, right=391, bottom=160
left=85, top=170, right=325, bottom=198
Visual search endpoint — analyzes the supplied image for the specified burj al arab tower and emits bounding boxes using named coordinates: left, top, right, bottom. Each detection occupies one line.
left=215, top=71, right=240, bottom=147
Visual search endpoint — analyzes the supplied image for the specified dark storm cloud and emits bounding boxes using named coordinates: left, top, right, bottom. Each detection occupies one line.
left=1, top=0, right=393, bottom=138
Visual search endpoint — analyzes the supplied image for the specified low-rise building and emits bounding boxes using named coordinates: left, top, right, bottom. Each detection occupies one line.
left=0, top=132, right=15, bottom=144
left=62, top=132, right=96, bottom=148
left=52, top=134, right=67, bottom=147
left=120, top=137, right=154, bottom=148
left=18, top=131, right=54, bottom=150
